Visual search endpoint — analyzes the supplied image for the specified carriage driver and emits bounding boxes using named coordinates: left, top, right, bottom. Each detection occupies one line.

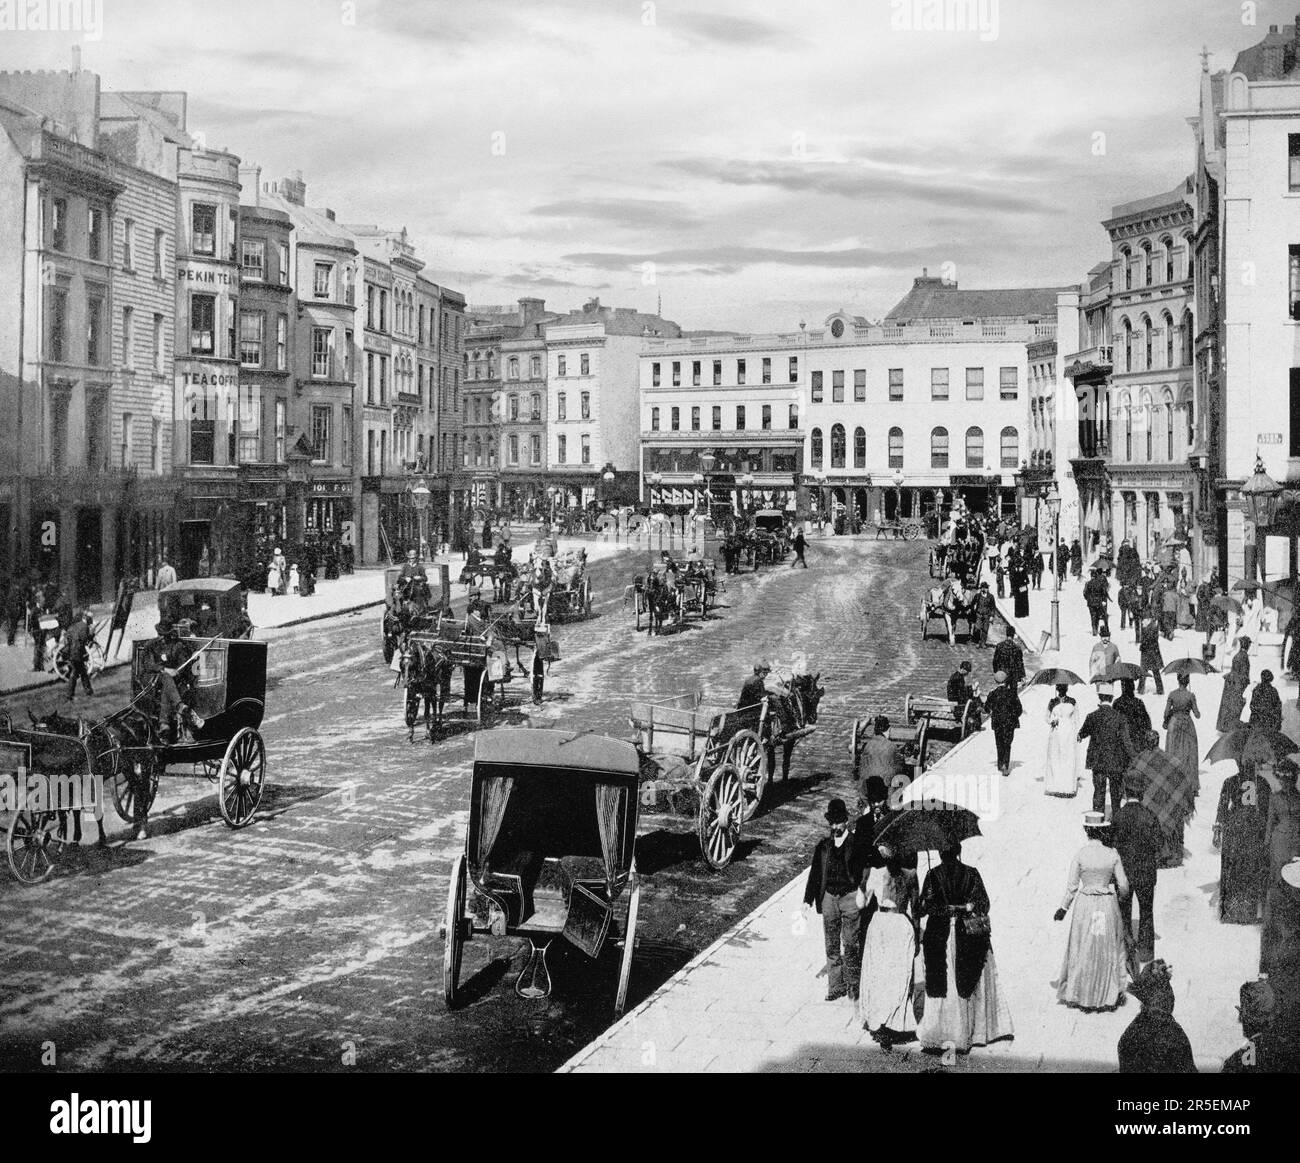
left=760, top=654, right=800, bottom=736
left=151, top=621, right=205, bottom=744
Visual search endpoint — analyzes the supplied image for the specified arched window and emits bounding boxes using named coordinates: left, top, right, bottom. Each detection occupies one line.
left=1120, top=246, right=1132, bottom=291
left=810, top=427, right=823, bottom=468
left=930, top=426, right=949, bottom=469
left=1142, top=394, right=1153, bottom=461
left=1123, top=318, right=1134, bottom=373
left=1164, top=393, right=1174, bottom=461
left=1142, top=241, right=1153, bottom=286
left=473, top=435, right=482, bottom=466
left=1163, top=236, right=1175, bottom=283
left=1163, top=311, right=1174, bottom=369
left=888, top=427, right=903, bottom=468
left=1181, top=308, right=1194, bottom=366
left=1000, top=427, right=1019, bottom=469
left=1118, top=392, right=1132, bottom=460
left=830, top=423, right=846, bottom=468
left=853, top=426, right=866, bottom=468
left=507, top=357, right=519, bottom=380
left=965, top=426, right=983, bottom=469
left=1143, top=316, right=1153, bottom=370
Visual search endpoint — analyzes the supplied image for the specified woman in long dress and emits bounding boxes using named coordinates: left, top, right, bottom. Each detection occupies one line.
left=859, top=856, right=920, bottom=1047
left=1044, top=683, right=1081, bottom=797
left=1053, top=813, right=1131, bottom=1011
left=1216, top=640, right=1250, bottom=733
left=1163, top=674, right=1200, bottom=786
left=1241, top=592, right=1263, bottom=654
left=1215, top=760, right=1271, bottom=924
left=1011, top=557, right=1030, bottom=619
left=917, top=845, right=1014, bottom=1053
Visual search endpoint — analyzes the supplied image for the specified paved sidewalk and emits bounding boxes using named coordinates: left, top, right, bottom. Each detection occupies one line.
left=563, top=566, right=1266, bottom=1073
left=0, top=535, right=623, bottom=698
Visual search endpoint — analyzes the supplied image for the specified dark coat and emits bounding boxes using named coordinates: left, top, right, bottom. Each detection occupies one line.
left=991, top=639, right=1025, bottom=687
left=63, top=617, right=91, bottom=662
left=1078, top=704, right=1136, bottom=774
left=1112, top=800, right=1163, bottom=887
left=1113, top=694, right=1153, bottom=744
left=1139, top=621, right=1164, bottom=667
left=919, top=861, right=990, bottom=998
left=986, top=685, right=1023, bottom=733
left=1083, top=575, right=1110, bottom=611
left=1249, top=683, right=1283, bottom=734
left=738, top=675, right=766, bottom=708
left=803, top=830, right=869, bottom=912
left=1118, top=1009, right=1197, bottom=1073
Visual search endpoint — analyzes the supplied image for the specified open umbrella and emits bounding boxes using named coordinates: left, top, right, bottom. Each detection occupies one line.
left=873, top=802, right=982, bottom=855
left=1206, top=727, right=1300, bottom=767
left=1097, top=661, right=1143, bottom=683
left=1093, top=556, right=1115, bottom=572
left=1211, top=595, right=1242, bottom=615
left=1162, top=657, right=1217, bottom=676
left=1230, top=579, right=1257, bottom=593
left=1029, top=667, right=1086, bottom=687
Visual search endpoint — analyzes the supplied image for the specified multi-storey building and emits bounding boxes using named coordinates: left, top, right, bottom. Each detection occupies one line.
left=426, top=277, right=466, bottom=537
left=546, top=299, right=679, bottom=508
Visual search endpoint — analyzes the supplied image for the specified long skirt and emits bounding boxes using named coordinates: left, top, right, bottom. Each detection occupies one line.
left=1044, top=708, right=1081, bottom=797
left=1220, top=808, right=1267, bottom=923
left=1054, top=891, right=1127, bottom=1010
left=1165, top=712, right=1199, bottom=789
left=860, top=910, right=917, bottom=1038
left=1014, top=590, right=1029, bottom=618
left=1216, top=680, right=1246, bottom=733
left=917, top=927, right=1014, bottom=1052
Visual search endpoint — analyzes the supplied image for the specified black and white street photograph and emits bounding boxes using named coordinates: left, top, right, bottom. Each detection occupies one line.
left=0, top=0, right=1294, bottom=1133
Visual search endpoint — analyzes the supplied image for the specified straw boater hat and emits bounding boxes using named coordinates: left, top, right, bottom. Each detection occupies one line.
left=1083, top=810, right=1110, bottom=829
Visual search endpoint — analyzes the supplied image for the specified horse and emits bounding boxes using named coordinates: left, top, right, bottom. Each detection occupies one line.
left=764, top=671, right=826, bottom=780
left=398, top=637, right=453, bottom=742
left=19, top=708, right=120, bottom=847
left=921, top=577, right=977, bottom=646
left=523, top=555, right=554, bottom=624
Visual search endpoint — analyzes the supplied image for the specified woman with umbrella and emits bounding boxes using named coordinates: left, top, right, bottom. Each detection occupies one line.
left=1215, top=751, right=1273, bottom=925
left=858, top=843, right=920, bottom=1048
left=1216, top=637, right=1251, bottom=733
left=1053, top=811, right=1131, bottom=1011
left=1162, top=671, right=1201, bottom=788
left=915, top=843, right=1014, bottom=1053
left=1044, top=680, right=1082, bottom=797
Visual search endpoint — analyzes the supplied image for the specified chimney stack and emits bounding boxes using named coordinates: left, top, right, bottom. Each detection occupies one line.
left=70, top=46, right=81, bottom=72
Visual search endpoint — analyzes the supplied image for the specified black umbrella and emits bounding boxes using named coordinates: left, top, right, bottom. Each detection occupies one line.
left=874, top=803, right=982, bottom=855
left=1093, top=556, right=1115, bottom=571
left=1211, top=595, right=1242, bottom=615
left=1095, top=661, right=1143, bottom=683
left=1206, top=727, right=1300, bottom=766
left=1163, top=657, right=1217, bottom=676
left=1029, top=667, right=1086, bottom=687
left=1230, top=579, right=1257, bottom=593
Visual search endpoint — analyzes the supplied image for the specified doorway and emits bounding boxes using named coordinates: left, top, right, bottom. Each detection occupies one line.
left=179, top=520, right=211, bottom=579
left=74, top=508, right=103, bottom=605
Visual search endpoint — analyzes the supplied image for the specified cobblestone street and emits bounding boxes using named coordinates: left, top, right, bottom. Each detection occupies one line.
left=0, top=538, right=983, bottom=1072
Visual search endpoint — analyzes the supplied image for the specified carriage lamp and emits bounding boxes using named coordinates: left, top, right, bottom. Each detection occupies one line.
left=1045, top=482, right=1062, bottom=651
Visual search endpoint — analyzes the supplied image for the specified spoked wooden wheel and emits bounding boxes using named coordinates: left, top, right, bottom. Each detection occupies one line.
left=728, top=729, right=769, bottom=822
left=110, top=755, right=160, bottom=823
left=614, top=867, right=640, bottom=1017
left=7, top=810, right=61, bottom=884
left=698, top=764, right=744, bottom=871
left=442, top=853, right=468, bottom=1008
left=217, top=727, right=265, bottom=828
left=583, top=578, right=592, bottom=618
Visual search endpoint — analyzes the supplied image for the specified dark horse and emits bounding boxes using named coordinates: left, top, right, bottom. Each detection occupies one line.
left=19, top=708, right=121, bottom=846
left=399, top=637, right=454, bottom=742
left=642, top=571, right=680, bottom=635
left=766, top=672, right=826, bottom=781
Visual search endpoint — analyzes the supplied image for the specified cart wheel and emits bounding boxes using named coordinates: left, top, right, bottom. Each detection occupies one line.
left=698, top=764, right=744, bottom=870
left=584, top=578, right=592, bottom=618
left=443, top=852, right=468, bottom=1008
left=906, top=523, right=921, bottom=541
left=217, top=727, right=265, bottom=828
left=7, top=810, right=61, bottom=884
left=110, top=755, right=160, bottom=823
left=728, top=729, right=769, bottom=822
left=614, top=868, right=640, bottom=1017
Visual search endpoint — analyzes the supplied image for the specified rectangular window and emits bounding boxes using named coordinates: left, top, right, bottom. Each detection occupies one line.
left=737, top=359, right=746, bottom=385
left=190, top=418, right=215, bottom=465
left=154, top=229, right=165, bottom=277
left=1291, top=246, right=1300, bottom=321
left=672, top=361, right=681, bottom=387
left=671, top=406, right=680, bottom=431
left=832, top=370, right=844, bottom=403
left=314, top=262, right=333, bottom=299
left=558, top=355, right=567, bottom=376
left=241, top=239, right=265, bottom=281
left=153, top=313, right=164, bottom=373
left=558, top=392, right=567, bottom=421
left=191, top=294, right=215, bottom=355
left=999, top=366, right=1019, bottom=400
left=692, top=361, right=701, bottom=387
left=931, top=368, right=949, bottom=400
left=122, top=306, right=135, bottom=370
left=379, top=355, right=387, bottom=404
left=691, top=406, right=700, bottom=431
left=762, top=404, right=772, bottom=430
left=712, top=405, right=722, bottom=431
left=509, top=434, right=519, bottom=464
left=51, top=197, right=67, bottom=251
left=789, top=356, right=798, bottom=382
left=279, top=242, right=290, bottom=286
left=652, top=362, right=661, bottom=387
left=1291, top=134, right=1300, bottom=192
left=580, top=353, right=590, bottom=375
left=789, top=403, right=798, bottom=429
left=120, top=412, right=133, bottom=468
left=365, top=353, right=375, bottom=405
left=311, top=326, right=334, bottom=378
left=581, top=391, right=590, bottom=419
left=238, top=385, right=261, bottom=463
left=122, top=218, right=135, bottom=269
left=341, top=405, right=352, bottom=467
left=88, top=206, right=104, bottom=261
left=854, top=369, right=865, bottom=402
left=277, top=315, right=288, bottom=371
left=557, top=434, right=567, bottom=464
left=811, top=371, right=823, bottom=403
left=275, top=399, right=286, bottom=462
left=191, top=203, right=216, bottom=255
left=239, top=312, right=264, bottom=367
left=713, top=359, right=722, bottom=386
left=86, top=292, right=104, bottom=364
left=965, top=367, right=985, bottom=400
left=531, top=355, right=541, bottom=378
left=888, top=368, right=903, bottom=401
left=150, top=419, right=160, bottom=473
left=531, top=434, right=541, bottom=464
left=889, top=429, right=903, bottom=468
left=931, top=430, right=949, bottom=469
left=762, top=357, right=771, bottom=384
left=580, top=433, right=590, bottom=464
left=49, top=286, right=68, bottom=361
left=736, top=405, right=746, bottom=431
left=509, top=395, right=519, bottom=421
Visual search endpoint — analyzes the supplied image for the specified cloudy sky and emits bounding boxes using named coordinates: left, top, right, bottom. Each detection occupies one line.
left=0, top=0, right=1273, bottom=329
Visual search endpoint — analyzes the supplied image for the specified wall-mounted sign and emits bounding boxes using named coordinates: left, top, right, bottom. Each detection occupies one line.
left=1258, top=433, right=1284, bottom=445
left=177, top=265, right=238, bottom=286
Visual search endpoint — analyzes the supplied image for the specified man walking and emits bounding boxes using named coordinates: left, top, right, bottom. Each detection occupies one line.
left=791, top=526, right=808, bottom=568
left=1084, top=567, right=1111, bottom=636
left=854, top=716, right=905, bottom=815
left=972, top=582, right=996, bottom=647
left=1089, top=628, right=1120, bottom=683
left=992, top=626, right=1025, bottom=689
left=63, top=609, right=95, bottom=702
left=803, top=798, right=867, bottom=1001
left=1078, top=692, right=1136, bottom=818
left=156, top=558, right=178, bottom=591
left=1112, top=765, right=1163, bottom=964
left=986, top=669, right=1023, bottom=777
left=1138, top=617, right=1165, bottom=695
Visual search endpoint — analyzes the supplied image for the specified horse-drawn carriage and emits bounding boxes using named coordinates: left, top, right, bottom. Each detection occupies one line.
left=848, top=690, right=981, bottom=787
left=630, top=671, right=822, bottom=869
left=440, top=729, right=642, bottom=1015
left=382, top=566, right=444, bottom=663
left=751, top=510, right=789, bottom=567
left=0, top=632, right=269, bottom=882
left=158, top=578, right=253, bottom=640
left=920, top=577, right=978, bottom=646
left=626, top=557, right=721, bottom=634
left=526, top=550, right=593, bottom=623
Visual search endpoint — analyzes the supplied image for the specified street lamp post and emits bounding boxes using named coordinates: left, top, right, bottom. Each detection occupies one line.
left=1045, top=483, right=1062, bottom=651
left=740, top=472, right=755, bottom=516
left=891, top=468, right=904, bottom=523
left=1242, top=455, right=1282, bottom=587
left=411, top=477, right=431, bottom=562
